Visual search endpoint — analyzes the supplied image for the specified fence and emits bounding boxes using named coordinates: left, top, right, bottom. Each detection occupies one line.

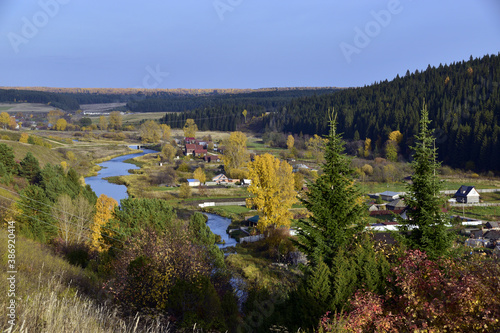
left=199, top=201, right=246, bottom=208
left=240, top=234, right=265, bottom=243
left=450, top=202, right=500, bottom=207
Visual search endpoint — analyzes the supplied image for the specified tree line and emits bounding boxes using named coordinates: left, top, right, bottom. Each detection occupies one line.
left=265, top=53, right=500, bottom=172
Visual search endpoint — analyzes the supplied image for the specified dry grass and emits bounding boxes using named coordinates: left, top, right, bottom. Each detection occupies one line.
left=0, top=229, right=172, bottom=333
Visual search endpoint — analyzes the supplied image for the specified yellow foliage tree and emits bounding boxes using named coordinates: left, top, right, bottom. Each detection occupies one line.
left=48, top=110, right=64, bottom=126
left=242, top=109, right=248, bottom=123
left=179, top=183, right=191, bottom=199
left=222, top=131, right=249, bottom=178
left=161, top=143, right=176, bottom=162
left=183, top=119, right=197, bottom=138
left=90, top=194, right=118, bottom=252
left=364, top=138, right=372, bottom=158
left=8, top=117, right=17, bottom=130
left=19, top=133, right=29, bottom=143
left=287, top=135, right=295, bottom=151
left=99, top=115, right=108, bottom=130
left=60, top=161, right=68, bottom=172
left=0, top=112, right=10, bottom=130
left=139, top=120, right=161, bottom=143
left=108, top=111, right=122, bottom=130
left=193, top=167, right=206, bottom=184
left=388, top=130, right=403, bottom=144
left=307, top=134, right=327, bottom=162
left=246, top=153, right=297, bottom=232
left=55, top=118, right=67, bottom=131
left=66, top=151, right=76, bottom=162
left=160, top=124, right=171, bottom=141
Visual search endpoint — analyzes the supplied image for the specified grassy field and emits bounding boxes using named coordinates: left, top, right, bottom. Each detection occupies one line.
left=1, top=140, right=65, bottom=166
left=87, top=112, right=165, bottom=126
left=208, top=205, right=251, bottom=215
left=0, top=103, right=60, bottom=113
left=359, top=178, right=500, bottom=195
left=449, top=205, right=500, bottom=221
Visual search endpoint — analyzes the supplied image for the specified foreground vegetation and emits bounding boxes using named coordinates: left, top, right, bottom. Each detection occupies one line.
left=1, top=76, right=500, bottom=332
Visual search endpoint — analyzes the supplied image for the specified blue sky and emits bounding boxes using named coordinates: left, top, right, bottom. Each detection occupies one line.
left=1, top=0, right=499, bottom=89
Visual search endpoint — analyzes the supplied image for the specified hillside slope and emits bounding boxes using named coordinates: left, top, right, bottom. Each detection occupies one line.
left=266, top=53, right=500, bottom=171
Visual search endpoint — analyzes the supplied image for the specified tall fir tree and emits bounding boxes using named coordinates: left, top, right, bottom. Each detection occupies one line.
left=398, top=102, right=453, bottom=258
left=295, top=110, right=365, bottom=267
left=19, top=152, right=41, bottom=184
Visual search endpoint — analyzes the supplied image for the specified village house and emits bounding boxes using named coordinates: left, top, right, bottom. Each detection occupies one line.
left=386, top=198, right=407, bottom=211
left=184, top=137, right=197, bottom=144
left=485, top=221, right=500, bottom=230
left=187, top=179, right=201, bottom=187
left=203, top=155, right=221, bottom=163
left=193, top=147, right=207, bottom=157
left=185, top=144, right=206, bottom=156
left=454, top=185, right=480, bottom=204
left=379, top=191, right=401, bottom=201
left=212, top=174, right=229, bottom=184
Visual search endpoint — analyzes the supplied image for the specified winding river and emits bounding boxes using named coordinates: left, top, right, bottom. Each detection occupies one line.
left=85, top=146, right=157, bottom=203
left=84, top=146, right=235, bottom=247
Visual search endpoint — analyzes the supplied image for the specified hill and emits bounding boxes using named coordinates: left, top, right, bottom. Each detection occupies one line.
left=0, top=86, right=340, bottom=113
left=0, top=229, right=169, bottom=332
left=265, top=53, right=500, bottom=172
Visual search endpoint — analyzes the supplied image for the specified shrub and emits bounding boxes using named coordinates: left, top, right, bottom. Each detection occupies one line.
left=322, top=250, right=500, bottom=332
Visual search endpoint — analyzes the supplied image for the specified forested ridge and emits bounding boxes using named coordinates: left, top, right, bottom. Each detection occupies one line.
left=0, top=86, right=339, bottom=113
left=0, top=89, right=80, bottom=111
left=266, top=53, right=500, bottom=171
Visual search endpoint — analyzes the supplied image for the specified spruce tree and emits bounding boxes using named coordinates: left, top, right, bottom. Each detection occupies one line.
left=398, top=102, right=453, bottom=257
left=295, top=111, right=365, bottom=267
left=19, top=152, right=41, bottom=184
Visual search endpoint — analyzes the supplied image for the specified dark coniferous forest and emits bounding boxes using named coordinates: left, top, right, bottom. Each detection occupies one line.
left=266, top=54, right=500, bottom=171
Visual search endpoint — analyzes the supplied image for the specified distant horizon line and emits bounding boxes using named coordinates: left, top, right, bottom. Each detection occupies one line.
left=0, top=85, right=348, bottom=94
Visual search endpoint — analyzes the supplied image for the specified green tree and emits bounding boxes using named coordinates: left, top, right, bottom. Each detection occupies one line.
left=397, top=102, right=453, bottom=258
left=18, top=185, right=57, bottom=242
left=19, top=152, right=41, bottom=184
left=188, top=212, right=225, bottom=269
left=385, top=140, right=398, bottom=162
left=80, top=117, right=92, bottom=127
left=295, top=111, right=365, bottom=267
left=0, top=143, right=17, bottom=173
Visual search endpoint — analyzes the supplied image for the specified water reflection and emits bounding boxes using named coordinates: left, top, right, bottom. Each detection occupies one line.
left=204, top=213, right=238, bottom=248
left=84, top=147, right=157, bottom=203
